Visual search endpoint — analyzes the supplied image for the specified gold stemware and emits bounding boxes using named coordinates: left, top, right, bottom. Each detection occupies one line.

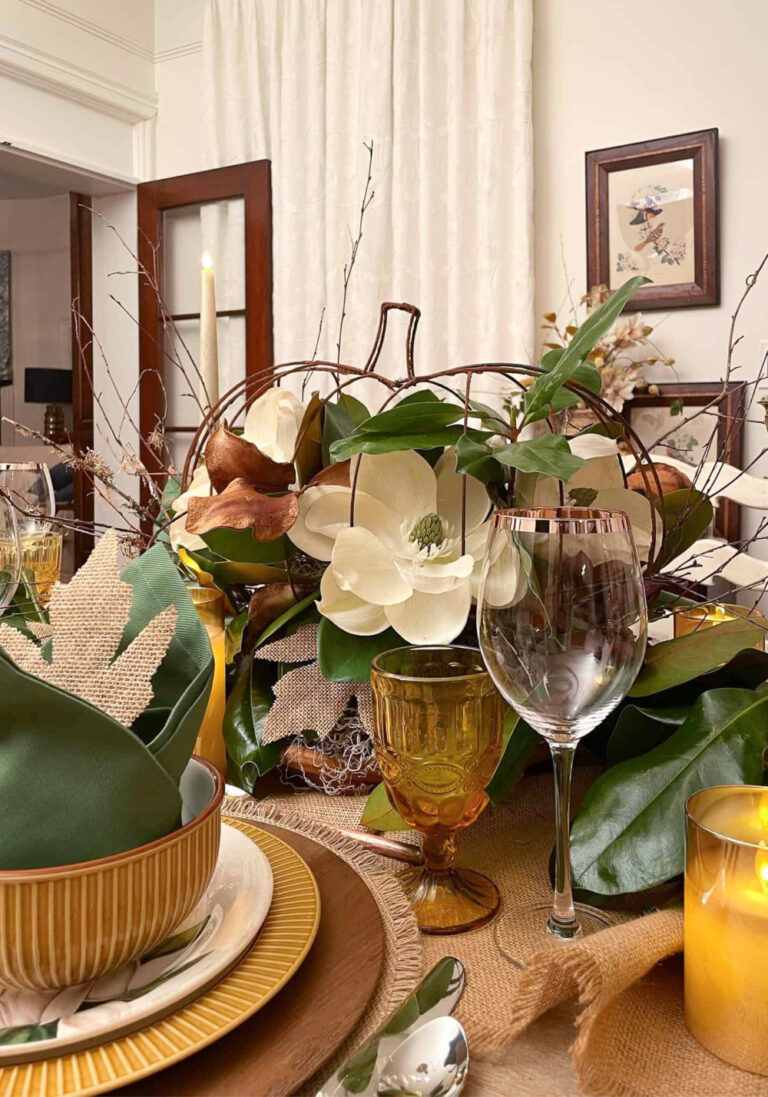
left=370, top=644, right=504, bottom=934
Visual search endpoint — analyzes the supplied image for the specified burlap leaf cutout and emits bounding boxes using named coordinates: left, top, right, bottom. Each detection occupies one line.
left=258, top=623, right=374, bottom=744
left=0, top=529, right=176, bottom=727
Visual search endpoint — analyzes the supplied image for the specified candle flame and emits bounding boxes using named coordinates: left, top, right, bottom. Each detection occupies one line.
left=202, top=251, right=213, bottom=270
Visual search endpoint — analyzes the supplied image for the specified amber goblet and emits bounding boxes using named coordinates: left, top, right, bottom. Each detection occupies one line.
left=370, top=645, right=504, bottom=934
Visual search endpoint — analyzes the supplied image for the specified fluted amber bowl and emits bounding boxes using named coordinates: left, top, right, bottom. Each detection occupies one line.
left=0, top=757, right=223, bottom=990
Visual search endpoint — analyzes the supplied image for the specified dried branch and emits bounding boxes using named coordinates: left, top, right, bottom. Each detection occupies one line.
left=336, top=140, right=375, bottom=366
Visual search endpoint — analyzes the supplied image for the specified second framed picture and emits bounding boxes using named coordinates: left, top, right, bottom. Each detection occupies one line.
left=586, top=128, right=718, bottom=310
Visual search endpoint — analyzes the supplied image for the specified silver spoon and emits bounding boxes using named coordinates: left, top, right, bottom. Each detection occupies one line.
left=375, top=1016, right=469, bottom=1097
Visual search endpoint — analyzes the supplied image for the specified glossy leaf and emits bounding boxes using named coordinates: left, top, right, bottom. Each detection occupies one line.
left=183, top=547, right=288, bottom=589
left=630, top=617, right=767, bottom=697
left=571, top=688, right=768, bottom=894
left=295, top=393, right=324, bottom=486
left=454, top=435, right=506, bottom=486
left=202, top=528, right=289, bottom=564
left=322, top=394, right=371, bottom=464
left=253, top=591, right=320, bottom=649
left=225, top=610, right=248, bottom=663
left=494, top=434, right=585, bottom=481
left=486, top=712, right=539, bottom=804
left=523, top=275, right=648, bottom=424
left=523, top=352, right=602, bottom=425
left=317, top=617, right=401, bottom=682
left=605, top=704, right=681, bottom=766
left=654, top=488, right=714, bottom=569
left=330, top=426, right=491, bottom=463
left=360, top=781, right=410, bottom=831
left=355, top=401, right=464, bottom=434
left=0, top=1021, right=58, bottom=1046
left=223, top=660, right=283, bottom=790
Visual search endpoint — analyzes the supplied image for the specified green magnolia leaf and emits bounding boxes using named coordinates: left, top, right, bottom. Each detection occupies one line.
left=654, top=489, right=714, bottom=569
left=630, top=617, right=767, bottom=697
left=142, top=915, right=210, bottom=961
left=494, top=434, right=585, bottom=481
left=183, top=548, right=288, bottom=589
left=253, top=591, right=320, bottom=649
left=155, top=475, right=182, bottom=544
left=355, top=401, right=464, bottom=434
left=468, top=398, right=512, bottom=436
left=360, top=781, right=410, bottom=831
left=1, top=570, right=47, bottom=638
left=605, top=704, right=681, bottom=766
left=454, top=435, right=506, bottom=486
left=523, top=275, right=648, bottom=424
left=223, top=660, right=283, bottom=790
left=316, top=617, right=401, bottom=682
left=571, top=688, right=768, bottom=894
left=523, top=351, right=603, bottom=425
left=486, top=712, right=539, bottom=804
left=329, top=426, right=491, bottom=463
left=0, top=1021, right=58, bottom=1046
left=322, top=394, right=371, bottom=464
left=202, top=529, right=289, bottom=565
left=225, top=611, right=248, bottom=663
left=387, top=957, right=460, bottom=1034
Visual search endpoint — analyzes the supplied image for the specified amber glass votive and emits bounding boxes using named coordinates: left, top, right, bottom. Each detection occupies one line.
left=685, top=785, right=768, bottom=1074
left=189, top=585, right=228, bottom=775
left=674, top=603, right=766, bottom=651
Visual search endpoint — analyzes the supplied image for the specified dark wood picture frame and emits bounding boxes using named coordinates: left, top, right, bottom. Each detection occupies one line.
left=626, top=381, right=742, bottom=542
left=586, top=128, right=718, bottom=310
left=137, top=161, right=273, bottom=512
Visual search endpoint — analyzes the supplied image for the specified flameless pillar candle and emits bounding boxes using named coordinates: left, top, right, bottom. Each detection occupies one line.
left=199, top=251, right=219, bottom=415
left=685, top=785, right=768, bottom=1074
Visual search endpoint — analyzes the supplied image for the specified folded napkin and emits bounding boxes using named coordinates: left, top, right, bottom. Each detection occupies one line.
left=0, top=533, right=213, bottom=870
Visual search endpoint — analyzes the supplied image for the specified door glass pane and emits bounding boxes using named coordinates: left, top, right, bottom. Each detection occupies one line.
left=162, top=318, right=201, bottom=427
left=167, top=430, right=198, bottom=477
left=162, top=198, right=245, bottom=315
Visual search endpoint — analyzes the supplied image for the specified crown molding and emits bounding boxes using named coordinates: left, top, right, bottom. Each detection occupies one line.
left=17, top=0, right=154, bottom=62
left=155, top=42, right=203, bottom=63
left=0, top=33, right=157, bottom=123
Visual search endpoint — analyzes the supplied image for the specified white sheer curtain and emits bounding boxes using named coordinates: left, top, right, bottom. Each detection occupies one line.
left=201, top=0, right=533, bottom=405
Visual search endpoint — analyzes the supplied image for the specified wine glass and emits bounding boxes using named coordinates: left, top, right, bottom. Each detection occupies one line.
left=0, top=463, right=61, bottom=606
left=476, top=508, right=648, bottom=939
left=0, top=462, right=55, bottom=528
left=0, top=495, right=21, bottom=614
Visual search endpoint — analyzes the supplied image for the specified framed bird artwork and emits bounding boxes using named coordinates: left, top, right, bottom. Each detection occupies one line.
left=586, top=129, right=719, bottom=309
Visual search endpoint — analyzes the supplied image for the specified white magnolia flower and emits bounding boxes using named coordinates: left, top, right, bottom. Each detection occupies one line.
left=288, top=449, right=492, bottom=645
left=169, top=387, right=306, bottom=554
left=170, top=463, right=213, bottom=554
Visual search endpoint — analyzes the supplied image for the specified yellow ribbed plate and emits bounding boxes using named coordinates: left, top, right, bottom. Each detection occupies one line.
left=0, top=820, right=320, bottom=1097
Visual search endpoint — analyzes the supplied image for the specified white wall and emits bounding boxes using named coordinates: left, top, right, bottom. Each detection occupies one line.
left=0, top=194, right=71, bottom=442
left=534, top=0, right=768, bottom=473
left=0, top=0, right=157, bottom=181
left=154, top=0, right=204, bottom=177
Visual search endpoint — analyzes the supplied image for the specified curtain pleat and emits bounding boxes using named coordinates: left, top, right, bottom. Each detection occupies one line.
left=201, top=0, right=533, bottom=406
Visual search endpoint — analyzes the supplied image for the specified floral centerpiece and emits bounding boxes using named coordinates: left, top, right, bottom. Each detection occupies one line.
left=159, top=268, right=768, bottom=905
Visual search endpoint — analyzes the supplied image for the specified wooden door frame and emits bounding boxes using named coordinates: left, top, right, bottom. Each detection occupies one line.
left=69, top=192, right=94, bottom=570
left=137, top=161, right=273, bottom=509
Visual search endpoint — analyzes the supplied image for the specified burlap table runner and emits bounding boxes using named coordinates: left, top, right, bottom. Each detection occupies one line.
left=227, top=772, right=768, bottom=1097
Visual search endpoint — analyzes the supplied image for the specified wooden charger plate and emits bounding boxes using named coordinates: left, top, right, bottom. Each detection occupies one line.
left=117, top=818, right=386, bottom=1097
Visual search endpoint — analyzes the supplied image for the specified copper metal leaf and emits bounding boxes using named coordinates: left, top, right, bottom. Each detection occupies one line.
left=204, top=426, right=295, bottom=494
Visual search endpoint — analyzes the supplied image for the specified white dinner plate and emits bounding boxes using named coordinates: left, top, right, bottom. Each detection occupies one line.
left=0, top=822, right=273, bottom=1063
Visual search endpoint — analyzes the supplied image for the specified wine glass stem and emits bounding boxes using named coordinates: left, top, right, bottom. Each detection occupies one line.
left=548, top=742, right=580, bottom=939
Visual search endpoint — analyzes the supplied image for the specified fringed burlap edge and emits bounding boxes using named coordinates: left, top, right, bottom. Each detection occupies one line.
left=222, top=796, right=424, bottom=1095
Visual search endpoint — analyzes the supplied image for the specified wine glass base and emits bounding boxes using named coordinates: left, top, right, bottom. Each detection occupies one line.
left=401, top=865, right=501, bottom=935
left=538, top=902, right=613, bottom=940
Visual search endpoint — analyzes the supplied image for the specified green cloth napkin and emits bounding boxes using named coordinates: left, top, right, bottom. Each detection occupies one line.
left=0, top=546, right=213, bottom=870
